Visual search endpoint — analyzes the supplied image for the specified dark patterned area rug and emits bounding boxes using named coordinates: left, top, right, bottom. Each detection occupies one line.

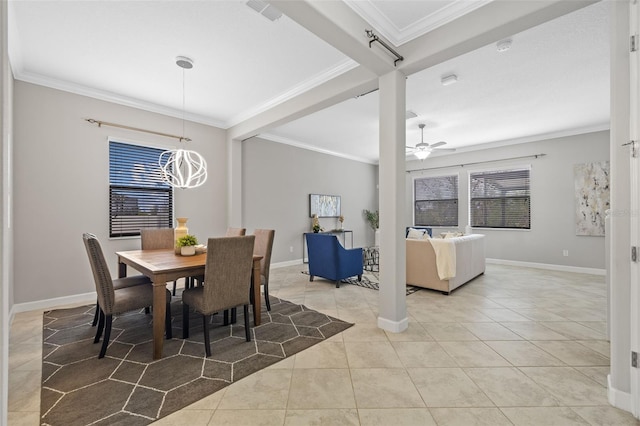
left=40, top=296, right=353, bottom=425
left=302, top=270, right=423, bottom=295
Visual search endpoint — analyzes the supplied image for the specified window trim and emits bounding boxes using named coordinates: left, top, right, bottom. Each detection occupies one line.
left=108, top=138, right=175, bottom=239
left=412, top=173, right=460, bottom=228
left=467, top=164, right=531, bottom=230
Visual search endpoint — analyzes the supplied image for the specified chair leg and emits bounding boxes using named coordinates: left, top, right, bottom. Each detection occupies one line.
left=172, top=280, right=177, bottom=296
left=357, top=274, right=362, bottom=282
left=203, top=314, right=211, bottom=357
left=309, top=275, right=314, bottom=282
left=165, top=302, right=172, bottom=339
left=145, top=307, right=150, bottom=315
left=231, top=307, right=237, bottom=324
left=335, top=280, right=340, bottom=288
left=98, top=315, right=112, bottom=359
left=92, top=299, right=99, bottom=326
left=182, top=302, right=190, bottom=339
left=94, top=309, right=105, bottom=343
left=223, top=310, right=229, bottom=326
left=243, top=304, right=251, bottom=342
left=264, top=282, right=271, bottom=311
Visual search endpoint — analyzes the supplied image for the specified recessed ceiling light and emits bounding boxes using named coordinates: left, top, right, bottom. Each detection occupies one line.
left=497, top=39, right=512, bottom=52
left=441, top=74, right=457, bottom=86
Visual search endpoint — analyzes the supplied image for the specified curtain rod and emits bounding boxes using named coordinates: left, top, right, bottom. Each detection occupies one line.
left=84, top=118, right=191, bottom=142
left=406, top=153, right=546, bottom=173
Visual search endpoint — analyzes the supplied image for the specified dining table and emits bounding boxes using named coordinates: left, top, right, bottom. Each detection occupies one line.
left=116, top=248, right=263, bottom=359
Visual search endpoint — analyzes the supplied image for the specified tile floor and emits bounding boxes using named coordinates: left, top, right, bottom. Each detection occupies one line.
left=8, top=263, right=640, bottom=425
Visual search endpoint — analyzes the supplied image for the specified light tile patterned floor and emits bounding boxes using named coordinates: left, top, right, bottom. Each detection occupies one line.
left=8, top=264, right=640, bottom=425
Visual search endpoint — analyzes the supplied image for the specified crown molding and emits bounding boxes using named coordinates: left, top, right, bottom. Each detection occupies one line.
left=14, top=70, right=224, bottom=128
left=345, top=0, right=492, bottom=46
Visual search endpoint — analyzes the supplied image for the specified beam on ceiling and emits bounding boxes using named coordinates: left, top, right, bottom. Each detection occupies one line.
left=399, top=0, right=599, bottom=76
left=228, top=65, right=377, bottom=141
left=230, top=0, right=598, bottom=141
left=271, top=0, right=397, bottom=76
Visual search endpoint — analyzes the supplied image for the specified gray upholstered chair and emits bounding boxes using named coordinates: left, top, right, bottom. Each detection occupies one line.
left=83, top=233, right=172, bottom=358
left=140, top=228, right=179, bottom=295
left=88, top=233, right=150, bottom=327
left=225, top=227, right=246, bottom=236
left=253, top=229, right=275, bottom=311
left=182, top=235, right=255, bottom=357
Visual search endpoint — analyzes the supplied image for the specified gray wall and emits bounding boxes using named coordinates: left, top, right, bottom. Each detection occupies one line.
left=242, top=137, right=378, bottom=264
left=406, top=130, right=609, bottom=270
left=12, top=82, right=229, bottom=303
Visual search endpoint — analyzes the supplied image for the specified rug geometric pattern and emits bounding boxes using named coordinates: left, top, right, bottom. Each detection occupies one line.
left=40, top=296, right=353, bottom=425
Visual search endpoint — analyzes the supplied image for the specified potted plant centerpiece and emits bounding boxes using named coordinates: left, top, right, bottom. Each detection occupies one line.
left=177, top=234, right=198, bottom=256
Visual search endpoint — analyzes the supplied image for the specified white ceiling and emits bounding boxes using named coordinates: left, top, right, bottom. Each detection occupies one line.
left=8, top=1, right=610, bottom=164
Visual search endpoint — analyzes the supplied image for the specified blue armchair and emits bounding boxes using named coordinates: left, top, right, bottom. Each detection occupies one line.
left=305, top=233, right=363, bottom=288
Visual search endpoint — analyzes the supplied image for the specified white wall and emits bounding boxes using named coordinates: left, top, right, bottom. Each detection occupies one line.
left=406, top=130, right=609, bottom=270
left=242, top=137, right=378, bottom=264
left=12, top=82, right=228, bottom=304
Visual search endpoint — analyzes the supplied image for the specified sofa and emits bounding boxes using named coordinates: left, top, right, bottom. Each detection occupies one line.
left=406, top=233, right=485, bottom=294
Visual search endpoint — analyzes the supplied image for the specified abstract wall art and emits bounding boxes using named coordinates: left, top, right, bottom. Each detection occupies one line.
left=574, top=161, right=610, bottom=236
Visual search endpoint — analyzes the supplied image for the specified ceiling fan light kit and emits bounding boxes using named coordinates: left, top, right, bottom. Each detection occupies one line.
left=409, top=123, right=456, bottom=160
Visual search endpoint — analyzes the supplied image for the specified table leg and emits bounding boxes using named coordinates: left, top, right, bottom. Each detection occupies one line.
left=118, top=261, right=126, bottom=278
left=252, top=258, right=261, bottom=326
left=152, top=277, right=167, bottom=359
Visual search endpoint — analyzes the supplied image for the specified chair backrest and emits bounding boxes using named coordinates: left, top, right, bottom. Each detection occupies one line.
left=253, top=229, right=275, bottom=280
left=202, top=235, right=255, bottom=313
left=306, top=233, right=339, bottom=265
left=225, top=227, right=247, bottom=237
left=82, top=233, right=116, bottom=314
left=140, top=228, right=174, bottom=250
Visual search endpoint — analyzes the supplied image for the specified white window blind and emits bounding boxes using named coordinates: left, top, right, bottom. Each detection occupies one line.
left=470, top=168, right=530, bottom=229
left=109, top=141, right=173, bottom=237
left=414, top=175, right=459, bottom=226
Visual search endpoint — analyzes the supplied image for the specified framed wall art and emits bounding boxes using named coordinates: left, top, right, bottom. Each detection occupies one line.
left=309, top=194, right=341, bottom=218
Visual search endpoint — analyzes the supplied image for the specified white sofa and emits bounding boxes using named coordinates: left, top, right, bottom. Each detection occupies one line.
left=406, top=234, right=485, bottom=294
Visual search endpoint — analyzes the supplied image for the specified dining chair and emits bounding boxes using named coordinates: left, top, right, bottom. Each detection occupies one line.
left=88, top=233, right=151, bottom=327
left=253, top=229, right=275, bottom=311
left=225, top=227, right=246, bottom=236
left=83, top=233, right=172, bottom=359
left=181, top=235, right=255, bottom=357
left=140, top=228, right=180, bottom=296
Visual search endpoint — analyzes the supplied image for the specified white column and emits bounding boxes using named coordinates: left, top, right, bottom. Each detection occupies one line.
left=377, top=69, right=408, bottom=333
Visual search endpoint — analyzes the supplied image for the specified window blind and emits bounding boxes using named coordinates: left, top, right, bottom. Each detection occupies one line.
left=109, top=141, right=173, bottom=237
left=470, top=168, right=530, bottom=229
left=414, top=175, right=458, bottom=226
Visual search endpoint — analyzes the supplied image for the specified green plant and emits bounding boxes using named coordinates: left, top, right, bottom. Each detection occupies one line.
left=363, top=209, right=379, bottom=230
left=177, top=234, right=198, bottom=247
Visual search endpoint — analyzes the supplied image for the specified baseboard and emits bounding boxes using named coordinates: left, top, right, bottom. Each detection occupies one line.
left=11, top=291, right=96, bottom=315
left=486, top=258, right=605, bottom=276
left=608, top=374, right=634, bottom=413
left=377, top=316, right=408, bottom=333
left=272, top=259, right=303, bottom=268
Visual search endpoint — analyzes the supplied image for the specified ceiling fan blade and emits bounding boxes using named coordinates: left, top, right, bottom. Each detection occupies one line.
left=434, top=148, right=456, bottom=152
left=430, top=141, right=447, bottom=148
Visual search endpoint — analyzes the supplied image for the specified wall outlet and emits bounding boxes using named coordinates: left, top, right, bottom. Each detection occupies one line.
left=563, top=249, right=569, bottom=257
left=289, top=246, right=293, bottom=253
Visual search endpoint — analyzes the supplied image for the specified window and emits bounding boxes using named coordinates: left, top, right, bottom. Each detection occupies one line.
left=414, top=175, right=458, bottom=226
left=109, top=141, right=173, bottom=237
left=470, top=168, right=530, bottom=229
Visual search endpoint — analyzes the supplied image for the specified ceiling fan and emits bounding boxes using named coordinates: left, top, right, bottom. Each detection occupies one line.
left=407, top=123, right=456, bottom=160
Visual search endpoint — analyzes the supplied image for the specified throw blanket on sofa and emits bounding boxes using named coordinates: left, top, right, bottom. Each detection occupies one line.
left=428, top=238, right=456, bottom=280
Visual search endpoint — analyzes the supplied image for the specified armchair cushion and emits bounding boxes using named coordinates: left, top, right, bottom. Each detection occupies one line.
left=305, top=233, right=363, bottom=288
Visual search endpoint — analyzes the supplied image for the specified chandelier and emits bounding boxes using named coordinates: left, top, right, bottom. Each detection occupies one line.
left=160, top=56, right=208, bottom=189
